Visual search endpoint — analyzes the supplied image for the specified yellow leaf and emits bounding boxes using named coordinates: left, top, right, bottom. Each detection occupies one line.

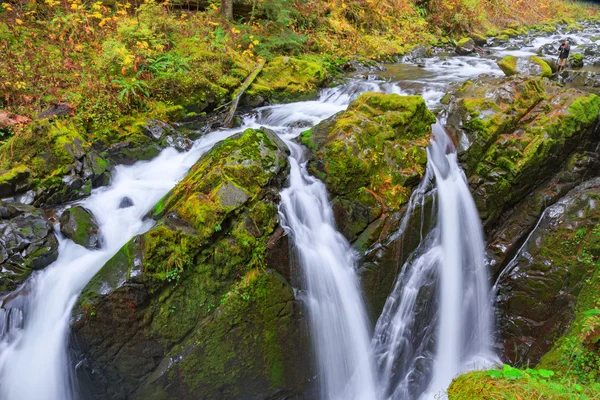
left=252, top=40, right=259, bottom=45
left=15, top=19, right=23, bottom=25
left=231, top=27, right=240, bottom=34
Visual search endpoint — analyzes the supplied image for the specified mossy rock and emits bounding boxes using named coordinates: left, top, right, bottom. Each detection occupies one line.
left=445, top=75, right=600, bottom=228
left=448, top=369, right=600, bottom=399
left=570, top=53, right=584, bottom=68
left=0, top=120, right=111, bottom=206
left=0, top=202, right=59, bottom=293
left=497, top=55, right=518, bottom=76
left=498, top=55, right=550, bottom=78
left=456, top=38, right=475, bottom=55
left=302, top=93, right=434, bottom=244
left=528, top=56, right=552, bottom=78
left=496, top=179, right=600, bottom=368
left=71, top=128, right=312, bottom=399
left=59, top=205, right=102, bottom=249
left=247, top=56, right=330, bottom=104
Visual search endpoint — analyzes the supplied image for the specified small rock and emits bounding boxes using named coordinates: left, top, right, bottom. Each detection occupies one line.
left=35, top=102, right=74, bottom=120
left=537, top=43, right=557, bottom=56
left=119, top=197, right=134, bottom=209
left=455, top=38, right=475, bottom=55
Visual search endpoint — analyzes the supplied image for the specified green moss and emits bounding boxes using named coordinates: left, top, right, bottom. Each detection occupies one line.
left=308, top=93, right=434, bottom=215
left=247, top=56, right=330, bottom=103
left=497, top=55, right=518, bottom=76
left=0, top=165, right=30, bottom=185
left=448, top=369, right=600, bottom=399
left=76, top=127, right=294, bottom=397
left=457, top=37, right=472, bottom=46
left=529, top=56, right=552, bottom=78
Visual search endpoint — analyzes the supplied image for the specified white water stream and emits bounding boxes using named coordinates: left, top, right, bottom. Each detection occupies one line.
left=0, top=131, right=236, bottom=400
left=372, top=123, right=498, bottom=400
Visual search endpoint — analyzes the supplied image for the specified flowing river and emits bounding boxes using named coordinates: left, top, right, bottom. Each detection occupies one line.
left=0, top=25, right=597, bottom=400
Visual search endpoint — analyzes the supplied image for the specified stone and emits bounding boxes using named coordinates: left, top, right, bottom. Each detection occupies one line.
left=118, top=197, right=134, bottom=209
left=59, top=205, right=102, bottom=250
left=496, top=178, right=600, bottom=366
left=35, top=102, right=75, bottom=120
left=497, top=56, right=552, bottom=78
left=445, top=76, right=600, bottom=229
left=455, top=38, right=475, bottom=55
left=0, top=202, right=59, bottom=293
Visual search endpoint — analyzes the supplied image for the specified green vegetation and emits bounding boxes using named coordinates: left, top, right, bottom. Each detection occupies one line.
left=449, top=366, right=600, bottom=399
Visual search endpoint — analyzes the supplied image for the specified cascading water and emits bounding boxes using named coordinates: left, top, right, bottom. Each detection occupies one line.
left=278, top=142, right=377, bottom=400
left=0, top=52, right=509, bottom=399
left=0, top=130, right=237, bottom=400
left=246, top=81, right=391, bottom=400
left=372, top=122, right=498, bottom=400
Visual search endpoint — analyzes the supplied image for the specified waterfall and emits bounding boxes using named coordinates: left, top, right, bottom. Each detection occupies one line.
left=372, top=122, right=498, bottom=400
left=0, top=130, right=237, bottom=400
left=0, top=75, right=498, bottom=400
left=278, top=142, right=378, bottom=400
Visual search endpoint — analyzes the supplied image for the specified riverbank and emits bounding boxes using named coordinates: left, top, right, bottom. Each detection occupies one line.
left=0, top=0, right=598, bottom=143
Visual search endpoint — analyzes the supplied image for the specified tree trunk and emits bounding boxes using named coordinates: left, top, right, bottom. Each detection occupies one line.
left=220, top=0, right=233, bottom=20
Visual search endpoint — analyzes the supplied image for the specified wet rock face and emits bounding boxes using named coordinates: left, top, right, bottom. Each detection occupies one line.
left=71, top=128, right=312, bottom=400
left=0, top=202, right=59, bottom=293
left=59, top=206, right=102, bottom=249
left=445, top=76, right=600, bottom=229
left=486, top=149, right=600, bottom=279
left=495, top=178, right=600, bottom=367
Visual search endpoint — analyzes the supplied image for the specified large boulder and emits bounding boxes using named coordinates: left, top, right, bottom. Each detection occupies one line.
left=496, top=178, right=600, bottom=367
left=246, top=56, right=330, bottom=104
left=445, top=76, right=600, bottom=229
left=562, top=70, right=600, bottom=93
left=497, top=55, right=552, bottom=78
left=59, top=205, right=102, bottom=249
left=0, top=202, right=59, bottom=293
left=71, top=128, right=312, bottom=399
left=300, top=92, right=435, bottom=317
left=0, top=120, right=111, bottom=206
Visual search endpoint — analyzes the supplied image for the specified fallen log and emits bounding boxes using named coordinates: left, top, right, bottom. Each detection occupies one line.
left=223, top=58, right=266, bottom=128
